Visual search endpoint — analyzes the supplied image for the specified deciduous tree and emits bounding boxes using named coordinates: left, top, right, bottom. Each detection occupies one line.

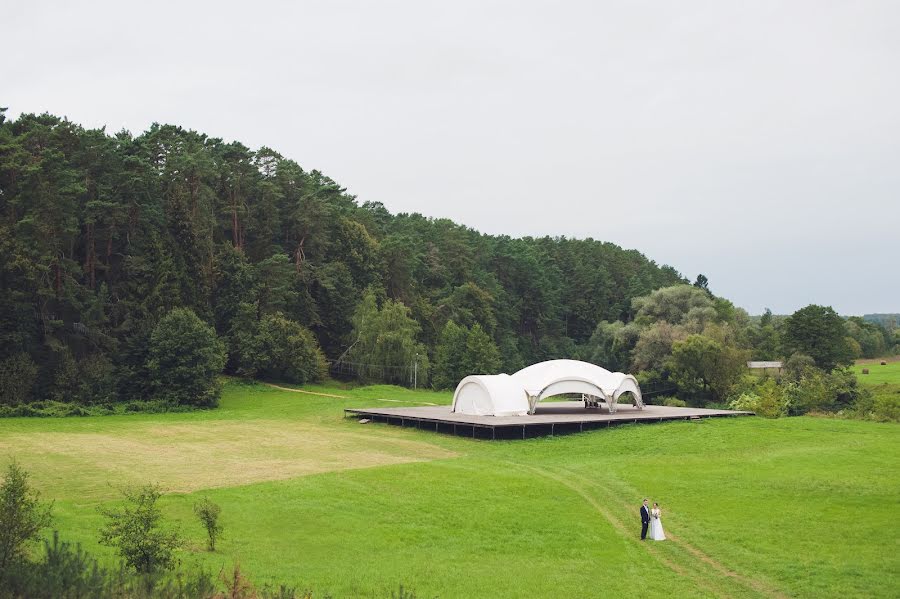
left=98, top=485, right=180, bottom=574
left=147, top=308, right=226, bottom=407
left=783, top=305, right=853, bottom=371
left=0, top=462, right=53, bottom=575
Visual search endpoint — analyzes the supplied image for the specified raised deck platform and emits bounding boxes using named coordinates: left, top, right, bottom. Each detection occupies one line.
left=345, top=401, right=752, bottom=440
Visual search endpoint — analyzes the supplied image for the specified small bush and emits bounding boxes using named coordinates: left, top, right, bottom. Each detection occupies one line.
left=0, top=461, right=53, bottom=577
left=660, top=396, right=687, bottom=408
left=98, top=485, right=181, bottom=574
left=0, top=353, right=38, bottom=406
left=849, top=386, right=900, bottom=422
left=0, top=399, right=213, bottom=419
left=1, top=531, right=218, bottom=599
left=243, top=313, right=327, bottom=384
left=784, top=352, right=816, bottom=380
left=194, top=497, right=223, bottom=552
left=728, top=378, right=790, bottom=418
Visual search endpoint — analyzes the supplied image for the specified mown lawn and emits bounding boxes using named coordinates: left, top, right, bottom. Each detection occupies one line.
left=1, top=380, right=897, bottom=598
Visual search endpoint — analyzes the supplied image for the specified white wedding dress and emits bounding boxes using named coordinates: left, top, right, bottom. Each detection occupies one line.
left=649, top=508, right=666, bottom=541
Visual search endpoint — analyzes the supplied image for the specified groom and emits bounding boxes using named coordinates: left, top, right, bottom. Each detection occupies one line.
left=640, top=499, right=650, bottom=540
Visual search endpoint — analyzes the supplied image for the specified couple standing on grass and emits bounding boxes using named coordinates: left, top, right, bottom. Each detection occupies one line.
left=640, top=498, right=666, bottom=541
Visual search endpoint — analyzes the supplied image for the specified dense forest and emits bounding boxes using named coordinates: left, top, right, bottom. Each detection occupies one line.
left=0, top=109, right=687, bottom=407
left=1, top=109, right=896, bottom=420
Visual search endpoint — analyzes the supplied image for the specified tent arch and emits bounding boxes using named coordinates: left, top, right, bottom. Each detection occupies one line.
left=524, top=377, right=609, bottom=414
left=511, top=360, right=644, bottom=414
left=613, top=376, right=643, bottom=406
left=451, top=374, right=530, bottom=416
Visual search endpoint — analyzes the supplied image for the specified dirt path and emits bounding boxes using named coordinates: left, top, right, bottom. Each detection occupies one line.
left=263, top=383, right=440, bottom=405
left=514, top=463, right=787, bottom=599
left=264, top=383, right=348, bottom=398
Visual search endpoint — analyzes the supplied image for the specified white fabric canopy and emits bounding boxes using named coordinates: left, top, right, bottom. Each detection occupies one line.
left=451, top=359, right=644, bottom=416
left=451, top=374, right=529, bottom=416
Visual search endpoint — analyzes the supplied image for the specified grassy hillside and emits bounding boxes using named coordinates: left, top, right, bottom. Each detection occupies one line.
left=1, top=380, right=898, bottom=598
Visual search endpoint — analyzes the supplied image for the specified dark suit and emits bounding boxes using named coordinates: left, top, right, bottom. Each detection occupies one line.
left=640, top=505, right=650, bottom=539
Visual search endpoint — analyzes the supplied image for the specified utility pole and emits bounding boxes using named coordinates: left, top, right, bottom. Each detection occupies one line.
left=414, top=352, right=418, bottom=389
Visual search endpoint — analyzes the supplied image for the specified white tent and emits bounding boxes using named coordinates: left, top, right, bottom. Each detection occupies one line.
left=451, top=359, right=643, bottom=417
left=451, top=374, right=530, bottom=416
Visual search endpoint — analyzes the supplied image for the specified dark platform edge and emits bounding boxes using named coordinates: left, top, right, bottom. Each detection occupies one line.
left=344, top=406, right=753, bottom=440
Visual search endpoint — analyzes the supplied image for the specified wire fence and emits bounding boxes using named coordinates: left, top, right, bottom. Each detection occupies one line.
left=329, top=357, right=679, bottom=397
left=328, top=358, right=420, bottom=387
left=639, top=383, right=678, bottom=398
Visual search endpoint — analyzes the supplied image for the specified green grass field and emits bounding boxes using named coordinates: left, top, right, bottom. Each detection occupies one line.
left=1, top=379, right=898, bottom=598
left=853, top=357, right=900, bottom=421
left=853, top=356, right=900, bottom=385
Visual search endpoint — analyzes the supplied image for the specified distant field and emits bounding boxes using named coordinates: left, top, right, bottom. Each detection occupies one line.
left=1, top=380, right=898, bottom=598
left=852, top=359, right=900, bottom=422
left=853, top=356, right=900, bottom=385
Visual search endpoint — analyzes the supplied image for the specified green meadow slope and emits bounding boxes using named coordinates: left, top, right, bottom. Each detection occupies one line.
left=1, top=381, right=897, bottom=598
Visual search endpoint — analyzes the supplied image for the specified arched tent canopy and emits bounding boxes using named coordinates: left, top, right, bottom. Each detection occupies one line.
left=451, top=374, right=529, bottom=416
left=450, top=360, right=643, bottom=416
left=511, top=359, right=644, bottom=414
left=612, top=376, right=642, bottom=407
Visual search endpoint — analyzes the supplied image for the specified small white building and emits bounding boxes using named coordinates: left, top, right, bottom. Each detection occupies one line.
left=747, top=361, right=783, bottom=374
left=451, top=359, right=643, bottom=417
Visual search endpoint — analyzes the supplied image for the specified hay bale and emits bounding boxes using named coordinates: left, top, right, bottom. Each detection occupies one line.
left=881, top=361, right=888, bottom=366
left=862, top=368, right=870, bottom=375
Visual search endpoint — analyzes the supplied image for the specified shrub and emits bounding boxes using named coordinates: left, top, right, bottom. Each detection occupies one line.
left=2, top=531, right=115, bottom=598
left=193, top=497, right=223, bottom=552
left=147, top=308, right=227, bottom=407
left=849, top=386, right=900, bottom=422
left=784, top=366, right=866, bottom=415
left=661, top=397, right=687, bottom=408
left=784, top=352, right=817, bottom=381
left=0, top=399, right=218, bottom=419
left=871, top=392, right=900, bottom=422
left=0, top=462, right=53, bottom=576
left=0, top=353, right=38, bottom=406
left=728, top=378, right=789, bottom=418
left=76, top=353, right=118, bottom=404
left=0, top=531, right=218, bottom=599
left=1, top=532, right=334, bottom=599
left=785, top=368, right=833, bottom=415
left=98, top=485, right=181, bottom=574
left=248, top=313, right=327, bottom=384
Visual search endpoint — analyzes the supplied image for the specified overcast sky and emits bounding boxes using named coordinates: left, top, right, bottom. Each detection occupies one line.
left=4, top=0, right=898, bottom=315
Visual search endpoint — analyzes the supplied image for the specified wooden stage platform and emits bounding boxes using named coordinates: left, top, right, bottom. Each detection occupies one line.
left=345, top=401, right=753, bottom=440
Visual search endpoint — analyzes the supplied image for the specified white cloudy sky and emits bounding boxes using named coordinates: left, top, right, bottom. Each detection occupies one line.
left=3, top=0, right=898, bottom=315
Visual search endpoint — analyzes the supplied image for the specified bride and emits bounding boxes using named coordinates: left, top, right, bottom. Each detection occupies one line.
left=650, top=502, right=666, bottom=541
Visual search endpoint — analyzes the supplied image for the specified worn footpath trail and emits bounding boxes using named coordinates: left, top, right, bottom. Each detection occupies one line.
left=513, top=463, right=788, bottom=599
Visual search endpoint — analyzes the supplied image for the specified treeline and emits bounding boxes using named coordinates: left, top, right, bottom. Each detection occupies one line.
left=579, top=285, right=898, bottom=420
left=0, top=109, right=684, bottom=408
